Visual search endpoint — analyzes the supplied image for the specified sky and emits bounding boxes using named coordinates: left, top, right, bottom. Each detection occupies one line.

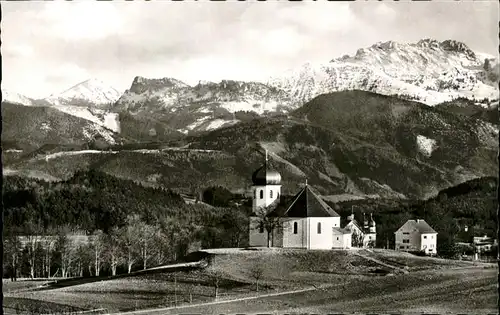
left=2, top=1, right=499, bottom=99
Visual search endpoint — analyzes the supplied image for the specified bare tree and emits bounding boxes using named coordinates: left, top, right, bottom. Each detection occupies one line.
left=106, top=227, right=122, bottom=276
left=138, top=222, right=156, bottom=270
left=74, top=244, right=91, bottom=277
left=152, top=225, right=169, bottom=266
left=55, top=229, right=75, bottom=278
left=249, top=257, right=265, bottom=292
left=207, top=256, right=224, bottom=300
left=40, top=236, right=55, bottom=279
left=4, top=229, right=22, bottom=281
left=23, top=221, right=44, bottom=279
left=90, top=230, right=106, bottom=276
left=119, top=215, right=142, bottom=273
left=253, top=199, right=282, bottom=248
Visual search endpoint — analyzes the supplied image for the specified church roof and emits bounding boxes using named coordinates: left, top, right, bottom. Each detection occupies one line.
left=268, top=184, right=340, bottom=218
left=252, top=151, right=281, bottom=185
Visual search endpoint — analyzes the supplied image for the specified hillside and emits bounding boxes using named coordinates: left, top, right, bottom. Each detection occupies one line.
left=434, top=98, right=499, bottom=125
left=270, top=39, right=499, bottom=107
left=332, top=176, right=498, bottom=256
left=1, top=102, right=122, bottom=151
left=4, top=91, right=498, bottom=200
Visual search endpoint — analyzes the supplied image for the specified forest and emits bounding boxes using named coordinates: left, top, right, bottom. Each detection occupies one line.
left=3, top=171, right=249, bottom=279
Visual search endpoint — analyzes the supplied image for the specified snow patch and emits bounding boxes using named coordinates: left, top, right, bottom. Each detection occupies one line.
left=204, top=119, right=240, bottom=131
left=51, top=105, right=121, bottom=132
left=40, top=122, right=52, bottom=132
left=43, top=150, right=118, bottom=160
left=2, top=90, right=34, bottom=106
left=416, top=135, right=438, bottom=157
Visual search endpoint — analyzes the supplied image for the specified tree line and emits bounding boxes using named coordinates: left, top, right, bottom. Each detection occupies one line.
left=3, top=171, right=249, bottom=280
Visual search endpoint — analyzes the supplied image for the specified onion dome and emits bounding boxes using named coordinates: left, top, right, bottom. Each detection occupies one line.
left=252, top=150, right=281, bottom=185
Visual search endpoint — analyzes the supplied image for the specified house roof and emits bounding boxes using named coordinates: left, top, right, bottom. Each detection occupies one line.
left=396, top=219, right=437, bottom=234
left=268, top=184, right=340, bottom=218
left=333, top=227, right=352, bottom=235
left=346, top=219, right=363, bottom=231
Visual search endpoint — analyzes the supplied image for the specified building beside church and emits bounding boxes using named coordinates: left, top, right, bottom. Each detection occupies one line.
left=248, top=151, right=370, bottom=250
left=344, top=211, right=377, bottom=248
left=394, top=219, right=437, bottom=255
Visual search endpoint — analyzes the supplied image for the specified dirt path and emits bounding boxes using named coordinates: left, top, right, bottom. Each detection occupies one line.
left=112, top=283, right=337, bottom=315
left=353, top=250, right=409, bottom=274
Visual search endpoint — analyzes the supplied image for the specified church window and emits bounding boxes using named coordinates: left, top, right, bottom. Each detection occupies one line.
left=254, top=189, right=256, bottom=199
left=277, top=192, right=280, bottom=198
left=259, top=224, right=264, bottom=233
left=270, top=190, right=273, bottom=198
left=337, top=237, right=339, bottom=240
left=424, top=235, right=427, bottom=239
left=260, top=190, right=263, bottom=199
left=317, top=222, right=322, bottom=234
left=293, top=222, right=298, bottom=234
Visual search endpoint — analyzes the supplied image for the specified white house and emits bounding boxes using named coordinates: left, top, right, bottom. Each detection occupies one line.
left=394, top=219, right=437, bottom=255
left=473, top=235, right=497, bottom=254
left=332, top=227, right=352, bottom=249
left=344, top=212, right=376, bottom=248
left=248, top=152, right=348, bottom=250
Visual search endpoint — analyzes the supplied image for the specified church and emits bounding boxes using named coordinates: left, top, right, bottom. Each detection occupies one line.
left=248, top=151, right=376, bottom=250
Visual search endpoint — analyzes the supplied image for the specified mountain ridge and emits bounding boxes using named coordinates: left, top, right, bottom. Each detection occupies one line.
left=270, top=39, right=499, bottom=107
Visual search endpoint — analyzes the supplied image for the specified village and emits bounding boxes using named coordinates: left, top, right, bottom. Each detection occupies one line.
left=9, top=151, right=496, bottom=284
left=247, top=152, right=495, bottom=259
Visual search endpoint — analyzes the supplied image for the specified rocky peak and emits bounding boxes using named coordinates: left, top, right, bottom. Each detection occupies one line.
left=129, top=76, right=190, bottom=94
left=440, top=40, right=476, bottom=59
left=417, top=38, right=441, bottom=49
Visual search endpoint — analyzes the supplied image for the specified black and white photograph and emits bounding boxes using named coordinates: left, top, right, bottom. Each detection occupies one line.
left=1, top=1, right=499, bottom=314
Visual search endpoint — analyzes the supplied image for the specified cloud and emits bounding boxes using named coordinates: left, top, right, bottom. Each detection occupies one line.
left=44, top=63, right=91, bottom=89
left=2, top=44, right=34, bottom=58
left=373, top=4, right=397, bottom=21
left=1, top=1, right=498, bottom=99
left=36, top=2, right=124, bottom=40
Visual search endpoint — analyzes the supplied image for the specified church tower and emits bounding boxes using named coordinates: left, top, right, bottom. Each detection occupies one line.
left=251, top=150, right=282, bottom=213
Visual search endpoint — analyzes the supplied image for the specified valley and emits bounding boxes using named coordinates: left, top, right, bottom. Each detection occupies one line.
left=2, top=36, right=499, bottom=315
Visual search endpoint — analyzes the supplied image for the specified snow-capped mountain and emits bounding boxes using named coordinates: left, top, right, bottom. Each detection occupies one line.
left=269, top=39, right=499, bottom=106
left=44, top=78, right=122, bottom=108
left=2, top=89, right=35, bottom=106
left=113, top=76, right=295, bottom=134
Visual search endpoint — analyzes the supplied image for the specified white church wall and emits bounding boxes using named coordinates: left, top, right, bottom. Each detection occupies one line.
left=282, top=218, right=308, bottom=248
left=308, top=217, right=337, bottom=250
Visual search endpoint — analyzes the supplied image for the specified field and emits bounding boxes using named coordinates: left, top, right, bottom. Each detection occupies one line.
left=3, top=248, right=498, bottom=314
